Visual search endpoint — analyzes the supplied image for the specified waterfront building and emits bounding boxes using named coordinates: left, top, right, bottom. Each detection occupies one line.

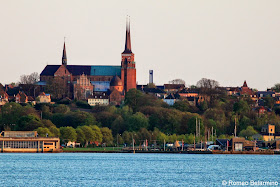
left=0, top=131, right=60, bottom=153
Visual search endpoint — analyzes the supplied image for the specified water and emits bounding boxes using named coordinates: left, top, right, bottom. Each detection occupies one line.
left=0, top=153, right=279, bottom=187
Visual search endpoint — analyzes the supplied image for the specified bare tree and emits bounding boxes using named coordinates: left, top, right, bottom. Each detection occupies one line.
left=169, top=79, right=185, bottom=85
left=196, top=78, right=219, bottom=89
left=196, top=78, right=221, bottom=107
left=19, top=72, right=40, bottom=84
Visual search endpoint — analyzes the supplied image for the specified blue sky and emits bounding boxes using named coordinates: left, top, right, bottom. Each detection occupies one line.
left=0, top=0, right=280, bottom=90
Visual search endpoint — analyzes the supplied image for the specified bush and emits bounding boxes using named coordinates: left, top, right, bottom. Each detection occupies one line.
left=75, top=100, right=91, bottom=109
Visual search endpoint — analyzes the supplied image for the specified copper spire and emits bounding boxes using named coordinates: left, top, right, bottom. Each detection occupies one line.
left=62, top=40, right=67, bottom=65
left=123, top=16, right=132, bottom=54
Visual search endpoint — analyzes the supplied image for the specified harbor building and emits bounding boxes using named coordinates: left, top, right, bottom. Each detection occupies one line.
left=0, top=131, right=60, bottom=153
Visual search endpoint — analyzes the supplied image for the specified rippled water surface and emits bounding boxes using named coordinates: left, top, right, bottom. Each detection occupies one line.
left=0, top=153, right=279, bottom=186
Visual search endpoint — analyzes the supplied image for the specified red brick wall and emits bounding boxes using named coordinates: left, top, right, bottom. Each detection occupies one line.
left=121, top=53, right=136, bottom=92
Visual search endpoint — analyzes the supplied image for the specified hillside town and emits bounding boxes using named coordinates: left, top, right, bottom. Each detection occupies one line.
left=0, top=20, right=280, bottom=154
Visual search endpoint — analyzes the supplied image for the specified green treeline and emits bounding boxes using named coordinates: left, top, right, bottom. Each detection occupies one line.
left=1, top=88, right=280, bottom=146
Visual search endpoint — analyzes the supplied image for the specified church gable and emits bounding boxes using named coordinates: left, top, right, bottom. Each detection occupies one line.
left=54, top=65, right=71, bottom=77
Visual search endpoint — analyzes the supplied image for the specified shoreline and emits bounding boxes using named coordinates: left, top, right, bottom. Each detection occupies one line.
left=62, top=150, right=280, bottom=155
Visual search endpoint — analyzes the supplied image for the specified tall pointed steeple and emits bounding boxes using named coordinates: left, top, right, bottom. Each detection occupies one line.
left=123, top=16, right=132, bottom=54
left=62, top=40, right=67, bottom=66
left=121, top=16, right=136, bottom=93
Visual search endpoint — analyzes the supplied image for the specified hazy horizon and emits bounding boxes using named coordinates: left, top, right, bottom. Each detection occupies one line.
left=1, top=0, right=280, bottom=90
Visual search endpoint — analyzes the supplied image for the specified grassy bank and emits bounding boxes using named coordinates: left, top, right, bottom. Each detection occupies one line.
left=63, top=147, right=123, bottom=152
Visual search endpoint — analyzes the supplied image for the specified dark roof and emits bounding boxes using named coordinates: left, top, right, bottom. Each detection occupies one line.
left=164, top=84, right=185, bottom=90
left=216, top=139, right=229, bottom=147
left=40, top=65, right=60, bottom=76
left=88, top=92, right=109, bottom=99
left=6, top=87, right=20, bottom=96
left=110, top=76, right=122, bottom=86
left=179, top=89, right=199, bottom=93
left=165, top=94, right=176, bottom=99
left=67, top=65, right=91, bottom=76
left=143, top=88, right=165, bottom=94
left=40, top=65, right=121, bottom=77
left=156, top=85, right=164, bottom=90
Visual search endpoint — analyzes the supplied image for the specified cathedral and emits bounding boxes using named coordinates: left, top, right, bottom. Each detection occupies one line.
left=39, top=19, right=136, bottom=104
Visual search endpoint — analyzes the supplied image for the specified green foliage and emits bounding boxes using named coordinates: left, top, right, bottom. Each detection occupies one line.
left=76, top=127, right=86, bottom=145
left=90, top=125, right=103, bottom=143
left=111, top=116, right=125, bottom=135
left=49, top=126, right=60, bottom=137
left=75, top=100, right=91, bottom=109
left=1, top=102, right=24, bottom=128
left=125, top=88, right=163, bottom=112
left=173, top=100, right=190, bottom=112
left=127, top=112, right=149, bottom=132
left=18, top=114, right=44, bottom=131
left=53, top=104, right=70, bottom=114
left=263, top=96, right=275, bottom=109
left=60, top=126, right=77, bottom=142
left=95, top=111, right=117, bottom=129
left=100, top=127, right=113, bottom=145
left=233, top=100, right=250, bottom=114
left=79, top=126, right=95, bottom=147
left=36, top=127, right=53, bottom=137
left=239, top=126, right=258, bottom=139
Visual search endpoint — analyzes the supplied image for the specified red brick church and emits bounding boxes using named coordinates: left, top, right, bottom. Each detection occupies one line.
left=39, top=19, right=136, bottom=104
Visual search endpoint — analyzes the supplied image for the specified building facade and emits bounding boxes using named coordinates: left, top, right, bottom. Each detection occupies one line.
left=39, top=19, right=136, bottom=100
left=0, top=131, right=60, bottom=153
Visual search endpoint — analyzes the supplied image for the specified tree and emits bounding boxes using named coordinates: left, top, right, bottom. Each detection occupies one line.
left=49, top=126, right=60, bottom=137
left=36, top=127, right=53, bottom=137
left=263, top=96, right=275, bottom=109
left=95, top=111, right=118, bottom=129
left=239, top=126, right=258, bottom=139
left=45, top=77, right=68, bottom=99
left=53, top=104, right=70, bottom=114
left=233, top=100, right=250, bottom=114
left=18, top=114, right=44, bottom=131
left=122, top=131, right=132, bottom=144
left=90, top=125, right=103, bottom=144
left=111, top=116, right=125, bottom=135
left=79, top=126, right=95, bottom=147
left=196, top=78, right=220, bottom=107
left=101, top=127, right=113, bottom=145
left=19, top=72, right=39, bottom=84
left=127, top=112, right=149, bottom=132
left=196, top=78, right=219, bottom=89
left=173, top=101, right=188, bottom=112
left=60, top=126, right=77, bottom=143
left=76, top=127, right=86, bottom=145
left=271, top=83, right=280, bottom=92
left=125, top=89, right=143, bottom=112
left=1, top=103, right=24, bottom=129
left=169, top=79, right=185, bottom=85
left=147, top=83, right=156, bottom=88
left=114, top=134, right=124, bottom=145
